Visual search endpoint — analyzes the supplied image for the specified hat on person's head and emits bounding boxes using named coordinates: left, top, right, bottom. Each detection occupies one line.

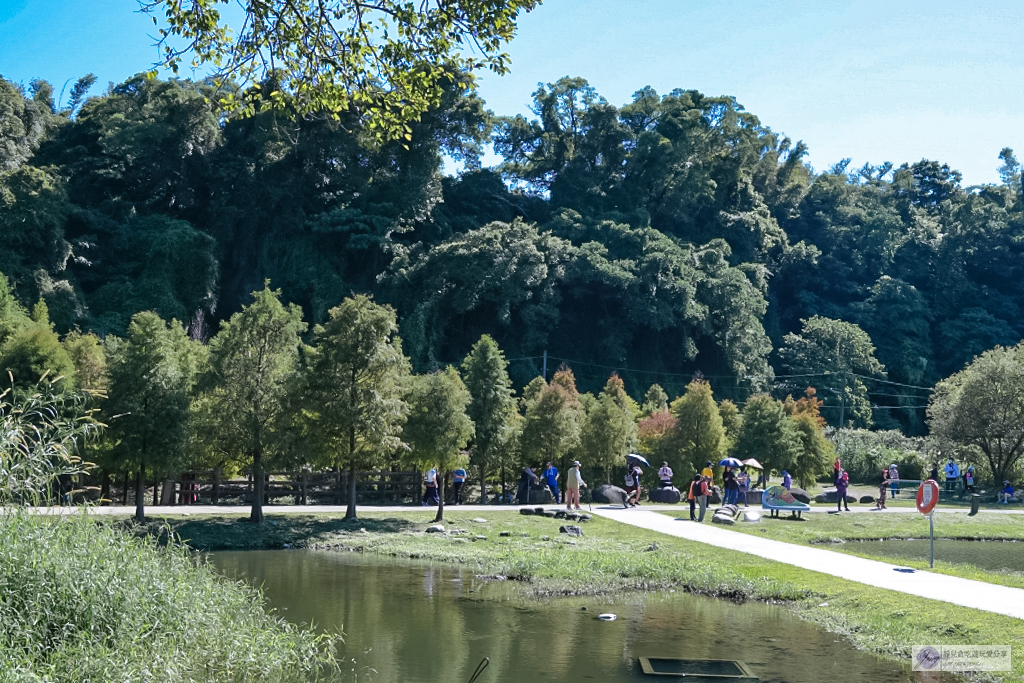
left=706, top=461, right=713, bottom=466
left=1004, top=480, right=1011, bottom=484
left=572, top=460, right=581, bottom=467
left=662, top=461, right=669, bottom=466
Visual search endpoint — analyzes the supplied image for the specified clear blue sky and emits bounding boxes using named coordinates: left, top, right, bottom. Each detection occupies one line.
left=1, top=0, right=1020, bottom=184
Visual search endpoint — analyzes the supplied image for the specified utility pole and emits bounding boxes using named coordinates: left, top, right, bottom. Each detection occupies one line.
left=542, top=350, right=547, bottom=381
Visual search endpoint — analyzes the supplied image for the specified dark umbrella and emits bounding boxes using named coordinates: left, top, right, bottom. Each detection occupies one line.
left=626, top=453, right=651, bottom=467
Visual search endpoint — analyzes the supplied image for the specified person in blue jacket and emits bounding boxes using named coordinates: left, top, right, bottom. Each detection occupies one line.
left=543, top=461, right=560, bottom=504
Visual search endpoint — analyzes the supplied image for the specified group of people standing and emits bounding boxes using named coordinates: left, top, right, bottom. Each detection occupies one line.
left=517, top=460, right=590, bottom=510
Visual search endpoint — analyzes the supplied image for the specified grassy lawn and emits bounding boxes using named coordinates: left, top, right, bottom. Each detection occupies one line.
left=653, top=505, right=1024, bottom=590
left=132, top=509, right=1024, bottom=682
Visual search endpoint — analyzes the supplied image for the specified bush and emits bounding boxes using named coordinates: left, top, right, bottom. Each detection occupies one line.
left=833, top=429, right=929, bottom=482
left=0, top=511, right=340, bottom=682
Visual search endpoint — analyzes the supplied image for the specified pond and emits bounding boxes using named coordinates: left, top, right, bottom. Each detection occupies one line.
left=835, top=538, right=1024, bottom=573
left=210, top=550, right=911, bottom=683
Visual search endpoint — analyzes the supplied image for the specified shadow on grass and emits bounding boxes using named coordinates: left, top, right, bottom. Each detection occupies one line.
left=120, top=515, right=420, bottom=551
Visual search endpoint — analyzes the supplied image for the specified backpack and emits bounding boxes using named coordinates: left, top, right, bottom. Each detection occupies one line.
left=624, top=471, right=634, bottom=486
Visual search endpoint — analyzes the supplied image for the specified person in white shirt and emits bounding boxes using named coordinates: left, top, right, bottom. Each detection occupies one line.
left=566, top=461, right=587, bottom=510
left=422, top=467, right=439, bottom=506
left=657, top=462, right=673, bottom=488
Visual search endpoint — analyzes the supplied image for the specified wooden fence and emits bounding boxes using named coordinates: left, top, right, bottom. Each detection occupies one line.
left=163, top=470, right=422, bottom=506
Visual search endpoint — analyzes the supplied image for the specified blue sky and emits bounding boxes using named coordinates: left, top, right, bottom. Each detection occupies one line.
left=1, top=0, right=1020, bottom=184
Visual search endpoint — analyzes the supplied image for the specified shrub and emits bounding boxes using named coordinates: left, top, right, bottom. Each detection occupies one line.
left=833, top=429, right=929, bottom=482
left=0, top=511, right=341, bottom=682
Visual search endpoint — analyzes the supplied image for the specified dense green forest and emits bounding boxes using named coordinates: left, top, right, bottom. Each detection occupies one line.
left=2, top=72, right=1023, bottom=435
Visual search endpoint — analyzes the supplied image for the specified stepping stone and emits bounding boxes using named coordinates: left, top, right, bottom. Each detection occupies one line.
left=560, top=525, right=584, bottom=537
left=471, top=518, right=488, bottom=523
left=425, top=524, right=444, bottom=533
left=499, top=531, right=512, bottom=537
left=519, top=508, right=534, bottom=515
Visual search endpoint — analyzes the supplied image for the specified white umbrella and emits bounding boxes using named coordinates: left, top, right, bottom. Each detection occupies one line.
left=742, top=458, right=764, bottom=470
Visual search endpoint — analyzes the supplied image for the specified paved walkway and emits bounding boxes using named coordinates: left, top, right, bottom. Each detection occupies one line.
left=35, top=503, right=1024, bottom=516
left=590, top=507, right=1024, bottom=620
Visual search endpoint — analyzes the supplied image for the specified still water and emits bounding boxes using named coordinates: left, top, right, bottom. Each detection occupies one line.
left=837, top=538, right=1024, bottom=573
left=211, top=550, right=911, bottom=683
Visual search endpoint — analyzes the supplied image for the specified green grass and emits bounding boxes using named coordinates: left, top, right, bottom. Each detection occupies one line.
left=1, top=510, right=340, bottom=683
left=141, top=510, right=1024, bottom=682
left=654, top=507, right=1024, bottom=589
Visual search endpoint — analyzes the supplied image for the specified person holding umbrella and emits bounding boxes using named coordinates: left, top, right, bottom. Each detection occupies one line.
left=719, top=458, right=743, bottom=505
left=625, top=454, right=648, bottom=507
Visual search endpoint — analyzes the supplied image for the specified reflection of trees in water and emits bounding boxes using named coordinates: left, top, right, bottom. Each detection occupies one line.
left=211, top=552, right=910, bottom=682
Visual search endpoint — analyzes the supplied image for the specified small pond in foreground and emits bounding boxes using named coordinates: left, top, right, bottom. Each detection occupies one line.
left=211, top=550, right=911, bottom=683
left=831, top=538, right=1024, bottom=573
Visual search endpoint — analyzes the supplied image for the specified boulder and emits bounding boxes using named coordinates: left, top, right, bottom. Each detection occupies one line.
left=711, top=512, right=735, bottom=525
left=534, top=507, right=546, bottom=515
left=577, top=514, right=592, bottom=521
left=815, top=489, right=857, bottom=504
left=474, top=535, right=487, bottom=541
left=648, top=486, right=681, bottom=504
left=593, top=484, right=629, bottom=505
left=543, top=510, right=557, bottom=518
left=519, top=507, right=534, bottom=515
left=708, top=485, right=722, bottom=505
left=425, top=524, right=445, bottom=533
left=471, top=518, right=488, bottom=523
left=499, top=531, right=512, bottom=537
left=789, top=487, right=811, bottom=504
left=559, top=525, right=584, bottom=537
left=859, top=495, right=875, bottom=504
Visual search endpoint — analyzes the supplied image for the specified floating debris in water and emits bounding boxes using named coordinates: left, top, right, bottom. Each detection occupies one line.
left=598, top=613, right=617, bottom=621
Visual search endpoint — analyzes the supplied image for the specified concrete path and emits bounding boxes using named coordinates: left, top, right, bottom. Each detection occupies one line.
left=34, top=503, right=1024, bottom=516
left=590, top=507, right=1024, bottom=620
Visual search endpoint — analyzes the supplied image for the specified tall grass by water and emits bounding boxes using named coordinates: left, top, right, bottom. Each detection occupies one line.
left=0, top=510, right=341, bottom=683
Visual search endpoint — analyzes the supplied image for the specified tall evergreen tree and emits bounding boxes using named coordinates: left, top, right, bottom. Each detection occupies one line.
left=204, top=284, right=306, bottom=523
left=303, top=295, right=410, bottom=520
left=105, top=312, right=199, bottom=521
left=402, top=366, right=474, bottom=522
left=668, top=380, right=726, bottom=476
left=734, top=395, right=803, bottom=481
left=461, top=334, right=517, bottom=503
left=580, top=374, right=638, bottom=483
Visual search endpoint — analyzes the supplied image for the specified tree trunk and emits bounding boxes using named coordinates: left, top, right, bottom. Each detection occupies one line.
left=99, top=469, right=111, bottom=504
left=152, top=479, right=160, bottom=506
left=121, top=468, right=130, bottom=505
left=251, top=448, right=264, bottom=523
left=435, top=471, right=446, bottom=523
left=479, top=464, right=487, bottom=504
left=501, top=464, right=506, bottom=503
left=134, top=462, right=145, bottom=522
left=345, top=460, right=358, bottom=520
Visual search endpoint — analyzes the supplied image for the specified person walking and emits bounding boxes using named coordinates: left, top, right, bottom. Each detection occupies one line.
left=875, top=468, right=889, bottom=510
left=565, top=461, right=586, bottom=510
left=696, top=476, right=711, bottom=522
left=889, top=463, right=899, bottom=498
left=543, top=461, right=560, bottom=504
left=452, top=466, right=467, bottom=505
left=687, top=473, right=701, bottom=520
left=517, top=466, right=539, bottom=505
left=422, top=467, right=440, bottom=506
left=836, top=469, right=850, bottom=512
left=737, top=468, right=750, bottom=507
left=929, top=463, right=939, bottom=482
left=658, top=462, right=674, bottom=488
left=943, top=458, right=960, bottom=493
left=964, top=466, right=976, bottom=493
left=625, top=462, right=644, bottom=507
left=781, top=470, right=792, bottom=491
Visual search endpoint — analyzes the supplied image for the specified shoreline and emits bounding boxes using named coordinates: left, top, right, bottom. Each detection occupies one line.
left=124, top=509, right=1024, bottom=682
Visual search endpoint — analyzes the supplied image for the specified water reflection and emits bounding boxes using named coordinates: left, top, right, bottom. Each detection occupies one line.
left=210, top=550, right=911, bottom=683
